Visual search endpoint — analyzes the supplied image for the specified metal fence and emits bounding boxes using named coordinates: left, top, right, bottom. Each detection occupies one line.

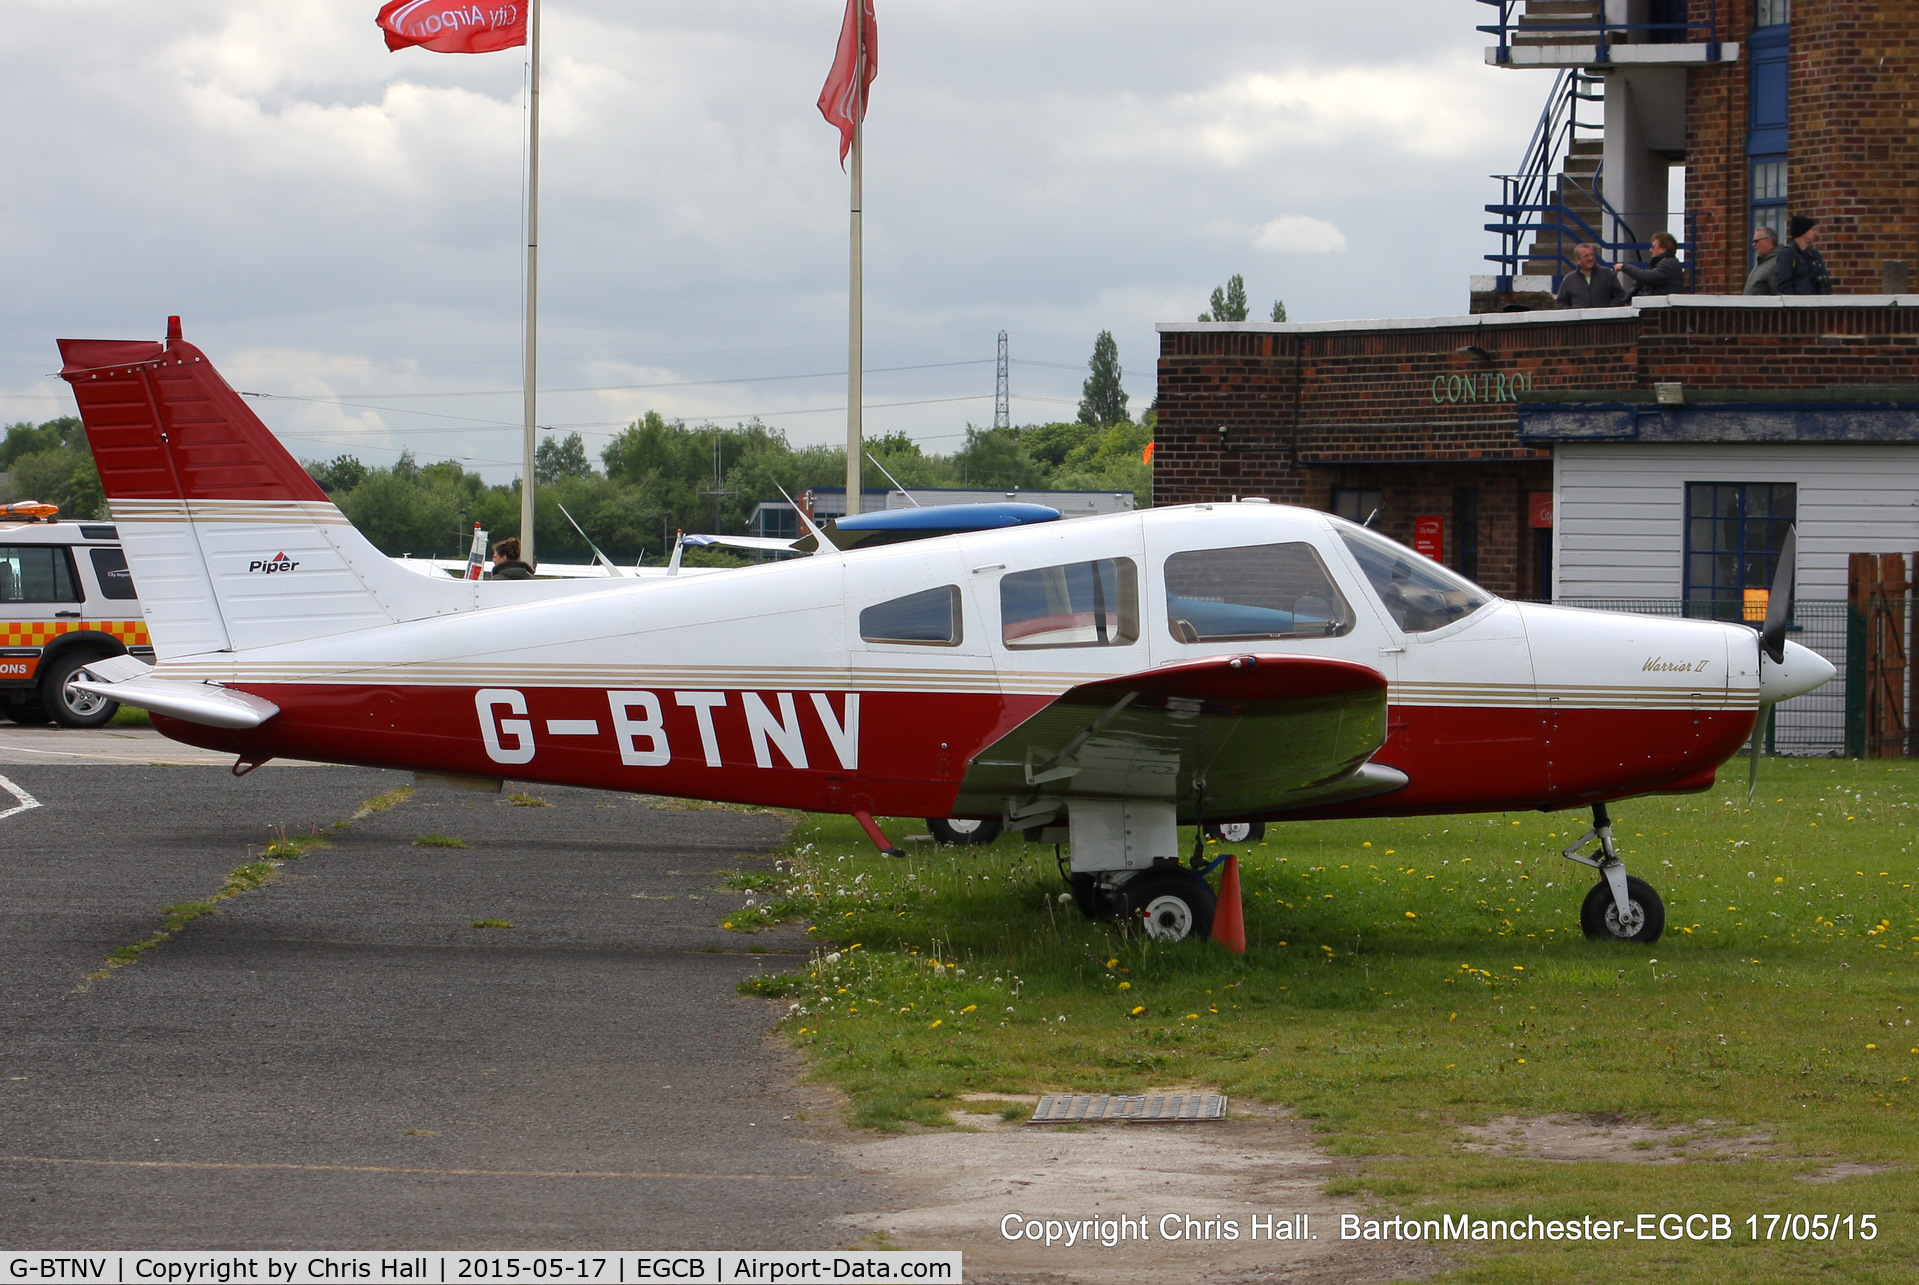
left=1553, top=598, right=1848, bottom=756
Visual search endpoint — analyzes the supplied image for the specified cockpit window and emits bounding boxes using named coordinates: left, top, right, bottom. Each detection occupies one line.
left=1334, top=519, right=1490, bottom=633
left=1000, top=558, right=1139, bottom=649
left=1163, top=542, right=1354, bottom=642
left=860, top=585, right=961, bottom=645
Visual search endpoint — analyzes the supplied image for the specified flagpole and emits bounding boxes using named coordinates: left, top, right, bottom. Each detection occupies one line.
left=843, top=19, right=863, bottom=518
left=520, top=0, right=542, bottom=568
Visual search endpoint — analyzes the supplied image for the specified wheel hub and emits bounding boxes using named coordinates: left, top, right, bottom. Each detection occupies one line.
left=1140, top=895, right=1194, bottom=942
left=1602, top=901, right=1645, bottom=937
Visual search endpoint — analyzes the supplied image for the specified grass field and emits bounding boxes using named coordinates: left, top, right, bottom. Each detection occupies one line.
left=733, top=758, right=1919, bottom=1281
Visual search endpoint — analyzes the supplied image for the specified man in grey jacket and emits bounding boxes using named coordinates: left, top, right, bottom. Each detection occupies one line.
left=1555, top=243, right=1627, bottom=308
left=1744, top=227, right=1781, bottom=294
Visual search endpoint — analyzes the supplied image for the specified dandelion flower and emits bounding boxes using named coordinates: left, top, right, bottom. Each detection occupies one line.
left=961, top=1004, right=977, bottom=1013
left=1405, top=912, right=1418, bottom=920
left=1130, top=1006, right=1145, bottom=1016
left=929, top=1019, right=942, bottom=1029
left=1119, top=981, right=1132, bottom=989
left=1362, top=841, right=1372, bottom=848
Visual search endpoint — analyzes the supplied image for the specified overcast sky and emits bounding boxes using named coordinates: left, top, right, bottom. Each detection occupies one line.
left=1, top=1, right=1539, bottom=480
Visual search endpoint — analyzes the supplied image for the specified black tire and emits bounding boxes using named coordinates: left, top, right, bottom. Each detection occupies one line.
left=927, top=817, right=1003, bottom=846
left=41, top=651, right=119, bottom=729
left=1580, top=875, right=1665, bottom=943
left=1067, top=872, right=1111, bottom=922
left=1203, top=820, right=1266, bottom=844
left=1120, top=870, right=1217, bottom=943
left=2, top=698, right=50, bottom=726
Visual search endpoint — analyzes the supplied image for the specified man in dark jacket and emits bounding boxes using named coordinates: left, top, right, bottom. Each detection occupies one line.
left=1555, top=243, right=1627, bottom=308
left=1744, top=227, right=1781, bottom=294
left=490, top=537, right=535, bottom=579
left=1616, top=231, right=1685, bottom=296
left=1775, top=215, right=1833, bottom=294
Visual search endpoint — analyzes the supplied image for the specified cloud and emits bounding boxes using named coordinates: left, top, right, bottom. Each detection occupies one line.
left=0, top=1, right=1540, bottom=472
left=1253, top=216, right=1349, bottom=254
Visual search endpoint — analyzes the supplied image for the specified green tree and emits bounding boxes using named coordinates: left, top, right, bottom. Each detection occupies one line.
left=1077, top=331, right=1130, bottom=429
left=1270, top=299, right=1288, bottom=322
left=307, top=454, right=368, bottom=494
left=1199, top=274, right=1249, bottom=322
left=952, top=425, right=1043, bottom=488
left=536, top=431, right=594, bottom=483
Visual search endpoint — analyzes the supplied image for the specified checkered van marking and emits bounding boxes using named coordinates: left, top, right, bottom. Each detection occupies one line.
left=0, top=620, right=150, bottom=649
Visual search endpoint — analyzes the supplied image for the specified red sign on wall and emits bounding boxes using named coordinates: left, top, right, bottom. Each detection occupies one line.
left=1413, top=515, right=1444, bottom=561
left=1530, top=492, right=1555, bottom=529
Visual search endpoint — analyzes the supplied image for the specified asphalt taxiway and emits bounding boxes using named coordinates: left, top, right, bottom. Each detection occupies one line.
left=0, top=734, right=875, bottom=1247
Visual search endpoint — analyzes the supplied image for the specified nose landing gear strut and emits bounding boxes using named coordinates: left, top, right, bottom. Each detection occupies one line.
left=1562, top=802, right=1665, bottom=943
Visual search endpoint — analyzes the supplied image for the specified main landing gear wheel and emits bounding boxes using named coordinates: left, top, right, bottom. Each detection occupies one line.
left=927, top=817, right=1003, bottom=846
left=42, top=651, right=119, bottom=729
left=1121, top=870, right=1217, bottom=943
left=1203, top=821, right=1265, bottom=844
left=1580, top=876, right=1665, bottom=944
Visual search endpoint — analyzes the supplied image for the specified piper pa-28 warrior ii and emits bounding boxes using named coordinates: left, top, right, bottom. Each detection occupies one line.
left=58, top=321, right=1835, bottom=947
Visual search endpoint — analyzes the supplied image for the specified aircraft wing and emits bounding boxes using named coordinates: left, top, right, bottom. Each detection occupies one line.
left=681, top=534, right=803, bottom=552
left=954, top=653, right=1403, bottom=822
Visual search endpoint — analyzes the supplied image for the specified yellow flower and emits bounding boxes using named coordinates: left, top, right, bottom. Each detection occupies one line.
left=1362, top=841, right=1372, bottom=848
left=1186, top=1013, right=1199, bottom=1020
left=930, top=1019, right=942, bottom=1028
left=722, top=921, right=734, bottom=928
left=1513, top=965, right=1525, bottom=971
left=1106, top=958, right=1118, bottom=968
left=1130, top=1006, right=1145, bottom=1016
left=961, top=1004, right=977, bottom=1013
left=1867, top=1044, right=1877, bottom=1050
left=1448, top=1013, right=1457, bottom=1021
left=1404, top=912, right=1417, bottom=920
left=1517, top=1058, right=1527, bottom=1064
left=1119, top=980, right=1132, bottom=989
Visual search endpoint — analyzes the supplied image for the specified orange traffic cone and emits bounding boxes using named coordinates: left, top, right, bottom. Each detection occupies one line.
left=1211, top=854, right=1245, bottom=954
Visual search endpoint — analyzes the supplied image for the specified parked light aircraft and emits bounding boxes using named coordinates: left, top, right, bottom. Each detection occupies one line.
left=58, top=321, right=1835, bottom=945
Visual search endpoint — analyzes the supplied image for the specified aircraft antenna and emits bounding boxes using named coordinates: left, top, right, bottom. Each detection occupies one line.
left=994, top=330, right=1010, bottom=431
left=867, top=452, right=920, bottom=506
left=699, top=436, right=734, bottom=534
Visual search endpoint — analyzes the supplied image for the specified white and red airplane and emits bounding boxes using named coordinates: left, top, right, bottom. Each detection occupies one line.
left=58, top=321, right=1834, bottom=946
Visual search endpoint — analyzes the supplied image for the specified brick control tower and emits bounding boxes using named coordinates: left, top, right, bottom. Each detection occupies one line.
left=1473, top=0, right=1916, bottom=309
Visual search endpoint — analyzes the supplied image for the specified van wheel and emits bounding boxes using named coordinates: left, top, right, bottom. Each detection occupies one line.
left=2, top=698, right=50, bottom=726
left=42, top=652, right=119, bottom=729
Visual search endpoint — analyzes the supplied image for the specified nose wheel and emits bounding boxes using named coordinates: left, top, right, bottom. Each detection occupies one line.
left=1562, top=802, right=1664, bottom=943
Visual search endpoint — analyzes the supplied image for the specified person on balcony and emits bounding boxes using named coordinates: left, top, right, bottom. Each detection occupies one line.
left=1744, top=227, right=1781, bottom=294
left=1615, top=232, right=1685, bottom=297
left=1555, top=244, right=1627, bottom=309
left=1775, top=216, right=1834, bottom=294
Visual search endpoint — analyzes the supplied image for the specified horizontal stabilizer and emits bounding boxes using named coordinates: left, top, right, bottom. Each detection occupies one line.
left=71, top=672, right=279, bottom=730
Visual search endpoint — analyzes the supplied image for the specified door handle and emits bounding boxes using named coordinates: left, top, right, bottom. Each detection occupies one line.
left=54, top=611, right=82, bottom=619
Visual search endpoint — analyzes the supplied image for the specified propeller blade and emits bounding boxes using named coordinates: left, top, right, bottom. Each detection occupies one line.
left=1760, top=527, right=1797, bottom=664
left=1746, top=705, right=1766, bottom=807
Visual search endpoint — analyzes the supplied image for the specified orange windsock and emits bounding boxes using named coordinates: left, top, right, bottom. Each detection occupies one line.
left=1142, top=441, right=1156, bottom=465
left=1212, top=854, right=1245, bottom=954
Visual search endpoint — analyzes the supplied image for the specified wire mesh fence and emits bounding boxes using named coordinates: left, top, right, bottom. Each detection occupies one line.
left=1554, top=598, right=1848, bottom=756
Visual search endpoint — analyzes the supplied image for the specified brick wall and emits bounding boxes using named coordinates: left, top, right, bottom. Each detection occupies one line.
left=1789, top=0, right=1919, bottom=291
left=1156, top=303, right=1919, bottom=595
left=1685, top=0, right=1754, bottom=294
left=1686, top=0, right=1917, bottom=293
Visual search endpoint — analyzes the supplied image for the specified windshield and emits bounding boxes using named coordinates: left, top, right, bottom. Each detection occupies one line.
left=1332, top=518, right=1491, bottom=633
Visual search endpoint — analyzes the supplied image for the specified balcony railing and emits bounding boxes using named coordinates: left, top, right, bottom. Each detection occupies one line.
left=1477, top=0, right=1723, bottom=64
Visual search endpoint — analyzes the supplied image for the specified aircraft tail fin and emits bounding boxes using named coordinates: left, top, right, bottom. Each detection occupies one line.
left=58, top=318, right=473, bottom=660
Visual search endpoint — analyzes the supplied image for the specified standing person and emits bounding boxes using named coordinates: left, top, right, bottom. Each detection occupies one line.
left=1614, top=231, right=1685, bottom=296
left=1744, top=227, right=1781, bottom=294
left=1775, top=216, right=1834, bottom=294
left=490, top=537, right=535, bottom=579
left=1555, top=243, right=1627, bottom=308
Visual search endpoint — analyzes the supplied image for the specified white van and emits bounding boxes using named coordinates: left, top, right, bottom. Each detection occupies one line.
left=0, top=503, right=152, bottom=727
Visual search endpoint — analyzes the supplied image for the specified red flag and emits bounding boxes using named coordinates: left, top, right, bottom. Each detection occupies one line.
left=817, top=0, right=877, bottom=165
left=377, top=1, right=526, bottom=55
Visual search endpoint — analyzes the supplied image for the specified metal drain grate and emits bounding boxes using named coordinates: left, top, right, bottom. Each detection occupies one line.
left=1027, top=1093, right=1227, bottom=1124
